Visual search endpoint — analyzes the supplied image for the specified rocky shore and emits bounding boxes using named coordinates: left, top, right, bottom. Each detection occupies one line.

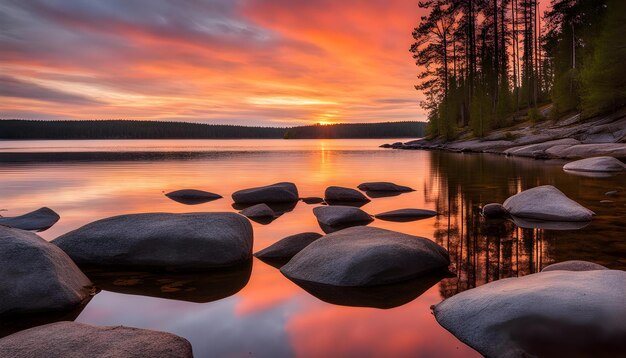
left=382, top=108, right=626, bottom=160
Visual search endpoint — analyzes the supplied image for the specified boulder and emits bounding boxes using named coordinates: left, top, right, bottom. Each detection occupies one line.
left=0, top=226, right=93, bottom=317
left=231, top=182, right=298, bottom=204
left=53, top=212, right=253, bottom=270
left=357, top=182, right=414, bottom=192
left=563, top=156, right=626, bottom=172
left=165, top=189, right=222, bottom=205
left=239, top=203, right=275, bottom=219
left=0, top=321, right=193, bottom=358
left=255, top=232, right=323, bottom=262
left=542, top=260, right=608, bottom=272
left=301, top=197, right=324, bottom=204
left=324, top=186, right=370, bottom=203
left=503, top=185, right=594, bottom=222
left=374, top=209, right=438, bottom=222
left=312, top=206, right=373, bottom=227
left=0, top=207, right=60, bottom=231
left=605, top=191, right=618, bottom=196
left=281, top=226, right=450, bottom=287
left=433, top=270, right=626, bottom=358
left=481, top=203, right=510, bottom=219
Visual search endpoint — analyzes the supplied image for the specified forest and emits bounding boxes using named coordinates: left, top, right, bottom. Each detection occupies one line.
left=0, top=120, right=426, bottom=140
left=411, top=0, right=626, bottom=139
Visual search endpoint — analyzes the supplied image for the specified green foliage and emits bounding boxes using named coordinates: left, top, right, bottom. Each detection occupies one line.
left=527, top=107, right=544, bottom=124
left=469, top=90, right=492, bottom=137
left=580, top=0, right=626, bottom=116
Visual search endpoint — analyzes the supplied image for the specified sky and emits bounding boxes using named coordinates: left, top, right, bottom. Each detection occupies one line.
left=0, top=0, right=426, bottom=126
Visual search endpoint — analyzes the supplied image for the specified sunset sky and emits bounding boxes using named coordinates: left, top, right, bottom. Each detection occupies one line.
left=0, top=0, right=426, bottom=126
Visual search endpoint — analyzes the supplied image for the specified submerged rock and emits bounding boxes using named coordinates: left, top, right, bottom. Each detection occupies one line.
left=433, top=270, right=626, bottom=358
left=503, top=185, right=594, bottom=222
left=281, top=226, right=450, bottom=287
left=357, top=182, right=414, bottom=192
left=0, top=226, right=93, bottom=317
left=0, top=207, right=60, bottom=231
left=231, top=182, right=299, bottom=204
left=563, top=156, right=626, bottom=172
left=374, top=208, right=438, bottom=222
left=53, top=212, right=253, bottom=270
left=301, top=197, right=325, bottom=204
left=0, top=321, right=193, bottom=358
left=240, top=203, right=275, bottom=219
left=542, top=260, right=608, bottom=272
left=481, top=203, right=510, bottom=219
left=510, top=216, right=591, bottom=230
left=312, top=205, right=373, bottom=227
left=165, top=189, right=222, bottom=205
left=324, top=186, right=370, bottom=204
left=255, top=232, right=323, bottom=262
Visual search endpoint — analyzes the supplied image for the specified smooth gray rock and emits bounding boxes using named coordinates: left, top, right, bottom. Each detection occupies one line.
left=231, top=182, right=298, bottom=204
left=165, top=189, right=222, bottom=204
left=433, top=270, right=626, bottom=358
left=503, top=185, right=594, bottom=222
left=605, top=190, right=618, bottom=196
left=357, top=182, right=414, bottom=192
left=324, top=186, right=370, bottom=203
left=53, top=212, right=253, bottom=269
left=542, top=260, right=609, bottom=272
left=255, top=232, right=323, bottom=261
left=281, top=226, right=450, bottom=287
left=0, top=321, right=193, bottom=358
left=374, top=209, right=438, bottom=222
left=481, top=203, right=510, bottom=219
left=0, top=207, right=60, bottom=231
left=563, top=156, right=626, bottom=172
left=312, top=206, right=373, bottom=227
left=0, top=226, right=93, bottom=317
left=240, top=203, right=275, bottom=218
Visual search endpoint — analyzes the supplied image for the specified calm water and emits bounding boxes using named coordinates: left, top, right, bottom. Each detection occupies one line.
left=1, top=139, right=624, bottom=357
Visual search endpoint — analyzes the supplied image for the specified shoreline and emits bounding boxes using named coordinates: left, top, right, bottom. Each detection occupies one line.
left=382, top=108, right=626, bottom=160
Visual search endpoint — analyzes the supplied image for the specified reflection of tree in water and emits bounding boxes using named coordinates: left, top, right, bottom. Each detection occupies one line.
left=423, top=152, right=559, bottom=298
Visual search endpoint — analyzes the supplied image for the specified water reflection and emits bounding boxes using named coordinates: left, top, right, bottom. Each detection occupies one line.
left=0, top=140, right=624, bottom=357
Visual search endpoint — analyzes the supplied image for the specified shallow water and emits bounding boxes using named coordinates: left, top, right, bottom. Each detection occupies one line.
left=1, top=139, right=624, bottom=357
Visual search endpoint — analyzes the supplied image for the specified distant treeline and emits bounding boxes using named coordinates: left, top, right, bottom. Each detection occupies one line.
left=0, top=120, right=425, bottom=140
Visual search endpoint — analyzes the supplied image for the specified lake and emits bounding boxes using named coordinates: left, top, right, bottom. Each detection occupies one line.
left=1, top=139, right=624, bottom=357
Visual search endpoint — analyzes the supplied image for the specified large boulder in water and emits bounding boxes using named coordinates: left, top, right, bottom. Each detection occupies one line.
left=324, top=186, right=370, bottom=204
left=357, top=182, right=414, bottom=192
left=0, top=226, right=93, bottom=317
left=542, top=260, right=608, bottom=272
left=281, top=226, right=450, bottom=287
left=503, top=185, right=594, bottom=222
left=433, top=270, right=626, bottom=358
left=0, top=207, right=60, bottom=231
left=312, top=206, right=373, bottom=227
left=52, top=212, right=253, bottom=270
left=255, top=232, right=323, bottom=262
left=563, top=156, right=626, bottom=172
left=481, top=203, right=510, bottom=219
left=232, top=182, right=298, bottom=204
left=0, top=321, right=193, bottom=358
left=165, top=189, right=222, bottom=205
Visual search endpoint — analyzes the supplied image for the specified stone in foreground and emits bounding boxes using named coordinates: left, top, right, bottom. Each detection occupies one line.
left=53, top=212, right=253, bottom=270
left=165, top=189, right=222, bottom=204
left=312, top=205, right=373, bottom=227
left=255, top=232, right=323, bottom=261
left=374, top=208, right=438, bottom=222
left=357, top=182, right=414, bottom=192
left=481, top=203, right=510, bottom=219
left=324, top=186, right=370, bottom=203
left=0, top=321, right=193, bottom=358
left=503, top=185, right=594, bottom=222
left=433, top=270, right=626, bottom=358
left=281, top=226, right=450, bottom=286
left=231, top=182, right=299, bottom=204
left=240, top=203, right=275, bottom=218
left=0, top=226, right=93, bottom=317
left=563, top=156, right=626, bottom=172
left=0, top=207, right=60, bottom=231
left=542, top=260, right=608, bottom=272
